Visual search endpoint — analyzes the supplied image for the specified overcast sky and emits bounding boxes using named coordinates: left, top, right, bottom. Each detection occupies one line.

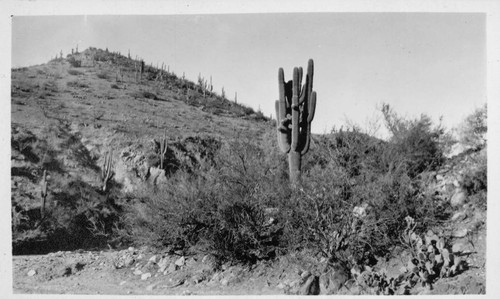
left=11, top=13, right=486, bottom=136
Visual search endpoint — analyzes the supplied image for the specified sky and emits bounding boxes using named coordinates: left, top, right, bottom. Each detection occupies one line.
left=10, top=13, right=486, bottom=136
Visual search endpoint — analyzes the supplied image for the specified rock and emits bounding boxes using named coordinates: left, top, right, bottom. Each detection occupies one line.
left=133, top=269, right=143, bottom=276
left=27, top=269, right=37, bottom=277
left=158, top=257, right=169, bottom=272
left=149, top=255, right=157, bottom=263
left=300, top=275, right=320, bottom=295
left=146, top=284, right=155, bottom=291
left=163, top=263, right=178, bottom=275
left=175, top=256, right=186, bottom=267
left=119, top=281, right=127, bottom=286
left=149, top=167, right=167, bottom=185
left=141, top=272, right=152, bottom=280
left=451, top=211, right=467, bottom=222
left=191, top=274, right=203, bottom=284
left=453, top=228, right=468, bottom=238
left=452, top=243, right=464, bottom=253
left=436, top=174, right=444, bottom=181
left=123, top=255, right=135, bottom=267
left=453, top=179, right=460, bottom=188
left=221, top=278, right=229, bottom=286
left=319, top=263, right=349, bottom=295
left=451, top=190, right=467, bottom=207
left=128, top=247, right=135, bottom=252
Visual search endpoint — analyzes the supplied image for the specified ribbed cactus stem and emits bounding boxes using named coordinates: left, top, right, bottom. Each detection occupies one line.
left=40, top=170, right=48, bottom=218
left=159, top=132, right=168, bottom=169
left=275, top=59, right=317, bottom=184
left=102, top=150, right=114, bottom=192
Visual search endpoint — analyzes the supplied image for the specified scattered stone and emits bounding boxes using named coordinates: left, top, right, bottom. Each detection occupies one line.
left=119, top=281, right=127, bottom=286
left=451, top=211, right=467, bottom=222
left=149, top=255, right=157, bottom=263
left=221, top=278, right=229, bottom=286
left=453, top=179, right=460, bottom=188
left=451, top=190, right=467, bottom=207
left=453, top=228, right=468, bottom=238
left=191, top=274, right=203, bottom=284
left=452, top=243, right=464, bottom=253
left=158, top=257, right=169, bottom=272
left=436, top=174, right=444, bottom=181
left=27, top=269, right=36, bottom=277
left=141, top=272, right=152, bottom=280
left=133, top=269, right=143, bottom=276
left=175, top=256, right=186, bottom=267
left=123, top=255, right=135, bottom=267
left=164, top=263, right=178, bottom=275
left=128, top=247, right=135, bottom=252
left=300, top=275, right=320, bottom=295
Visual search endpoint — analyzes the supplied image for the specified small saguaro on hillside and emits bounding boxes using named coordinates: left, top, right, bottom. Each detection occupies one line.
left=275, top=59, right=317, bottom=184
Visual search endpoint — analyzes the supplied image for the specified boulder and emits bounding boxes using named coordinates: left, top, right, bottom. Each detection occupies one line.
left=451, top=190, right=467, bottom=207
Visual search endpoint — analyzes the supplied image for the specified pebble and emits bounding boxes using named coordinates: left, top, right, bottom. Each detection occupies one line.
left=119, top=281, right=127, bottom=286
left=451, top=211, right=467, bottom=222
left=133, top=269, right=143, bottom=276
left=175, top=256, right=185, bottom=267
left=27, top=269, right=37, bottom=276
left=149, top=255, right=157, bottom=263
left=141, top=272, right=152, bottom=280
left=453, top=228, right=468, bottom=238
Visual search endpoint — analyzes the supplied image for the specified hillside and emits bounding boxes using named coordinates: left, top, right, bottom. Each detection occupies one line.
left=11, top=48, right=274, bottom=249
left=10, top=48, right=487, bottom=295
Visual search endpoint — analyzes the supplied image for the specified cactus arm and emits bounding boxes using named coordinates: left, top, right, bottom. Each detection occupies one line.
left=159, top=132, right=168, bottom=169
left=102, top=150, right=114, bottom=192
left=277, top=68, right=291, bottom=153
left=40, top=170, right=48, bottom=218
left=308, top=91, right=317, bottom=123
left=291, top=67, right=300, bottom=151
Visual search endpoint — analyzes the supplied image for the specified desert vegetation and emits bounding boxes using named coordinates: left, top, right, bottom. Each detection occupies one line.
left=11, top=48, right=487, bottom=295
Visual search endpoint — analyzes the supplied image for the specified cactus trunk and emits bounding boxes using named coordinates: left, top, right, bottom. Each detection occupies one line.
left=288, top=151, right=302, bottom=183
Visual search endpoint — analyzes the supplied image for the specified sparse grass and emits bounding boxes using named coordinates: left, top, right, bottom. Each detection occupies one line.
left=67, top=80, right=89, bottom=89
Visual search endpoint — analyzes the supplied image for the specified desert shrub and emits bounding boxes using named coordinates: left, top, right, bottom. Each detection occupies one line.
left=96, top=71, right=109, bottom=80
left=277, top=124, right=449, bottom=269
left=381, top=104, right=446, bottom=178
left=123, top=136, right=289, bottom=263
left=461, top=148, right=487, bottom=209
left=67, top=56, right=81, bottom=67
left=67, top=68, right=83, bottom=76
left=67, top=80, right=89, bottom=89
left=456, top=104, right=487, bottom=150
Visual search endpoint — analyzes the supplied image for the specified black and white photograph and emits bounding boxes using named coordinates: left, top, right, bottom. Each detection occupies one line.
left=2, top=0, right=499, bottom=297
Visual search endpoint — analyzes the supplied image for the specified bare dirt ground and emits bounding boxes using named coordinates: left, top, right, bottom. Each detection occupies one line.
left=12, top=204, right=486, bottom=295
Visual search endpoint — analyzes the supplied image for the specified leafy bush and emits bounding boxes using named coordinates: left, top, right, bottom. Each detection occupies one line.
left=381, top=104, right=445, bottom=178
left=123, top=136, right=288, bottom=263
left=67, top=56, right=81, bottom=67
left=456, top=104, right=487, bottom=150
left=277, top=125, right=449, bottom=269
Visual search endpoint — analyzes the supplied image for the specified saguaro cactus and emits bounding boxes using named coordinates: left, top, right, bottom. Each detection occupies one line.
left=101, top=150, right=114, bottom=192
left=159, top=131, right=168, bottom=169
left=275, top=59, right=317, bottom=184
left=40, top=170, right=48, bottom=218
